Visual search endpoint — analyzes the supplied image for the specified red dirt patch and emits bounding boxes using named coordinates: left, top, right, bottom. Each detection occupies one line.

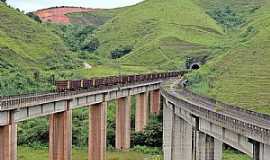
left=34, top=6, right=97, bottom=24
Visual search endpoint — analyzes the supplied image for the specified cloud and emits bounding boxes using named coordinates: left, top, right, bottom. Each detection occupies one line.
left=7, top=0, right=144, bottom=12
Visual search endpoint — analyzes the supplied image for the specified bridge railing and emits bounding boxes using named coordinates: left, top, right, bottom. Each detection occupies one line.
left=0, top=79, right=165, bottom=111
left=161, top=87, right=270, bottom=144
left=181, top=88, right=270, bottom=123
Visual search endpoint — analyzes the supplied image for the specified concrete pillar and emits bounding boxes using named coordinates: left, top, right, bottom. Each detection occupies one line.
left=204, top=135, right=223, bottom=160
left=205, top=136, right=214, bottom=160
left=150, top=90, right=160, bottom=115
left=214, top=139, right=223, bottom=160
left=253, top=141, right=260, bottom=160
left=163, top=102, right=174, bottom=160
left=135, top=92, right=148, bottom=132
left=0, top=114, right=17, bottom=160
left=116, top=96, right=131, bottom=150
left=49, top=102, right=72, bottom=160
left=259, top=143, right=270, bottom=160
left=172, top=116, right=193, bottom=160
left=89, top=102, right=107, bottom=160
left=196, top=132, right=206, bottom=160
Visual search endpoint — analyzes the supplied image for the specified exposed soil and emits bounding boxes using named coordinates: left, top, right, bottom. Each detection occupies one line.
left=34, top=6, right=97, bottom=24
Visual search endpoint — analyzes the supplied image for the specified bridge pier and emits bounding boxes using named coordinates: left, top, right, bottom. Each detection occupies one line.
left=172, top=115, right=193, bottom=160
left=135, top=92, right=149, bottom=132
left=163, top=102, right=174, bottom=160
left=0, top=114, right=17, bottom=160
left=89, top=102, right=107, bottom=160
left=259, top=143, right=270, bottom=160
left=116, top=97, right=131, bottom=150
left=252, top=141, right=270, bottom=160
left=49, top=102, right=72, bottom=160
left=150, top=89, right=160, bottom=115
left=196, top=132, right=206, bottom=160
left=196, top=132, right=223, bottom=160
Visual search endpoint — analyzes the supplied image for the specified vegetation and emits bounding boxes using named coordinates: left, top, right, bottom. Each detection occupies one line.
left=111, top=45, right=133, bottom=59
left=207, top=6, right=245, bottom=29
left=187, top=2, right=270, bottom=114
left=2, top=0, right=270, bottom=158
left=223, top=150, right=252, bottom=160
left=67, top=0, right=225, bottom=70
left=18, top=147, right=145, bottom=160
left=26, top=12, right=42, bottom=23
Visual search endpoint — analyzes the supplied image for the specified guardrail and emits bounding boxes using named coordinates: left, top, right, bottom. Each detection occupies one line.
left=161, top=89, right=270, bottom=144
left=0, top=78, right=165, bottom=111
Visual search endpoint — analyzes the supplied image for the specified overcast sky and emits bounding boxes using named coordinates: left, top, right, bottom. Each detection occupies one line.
left=7, top=0, right=144, bottom=12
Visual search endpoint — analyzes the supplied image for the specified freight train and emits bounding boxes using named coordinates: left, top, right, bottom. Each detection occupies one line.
left=55, top=71, right=186, bottom=92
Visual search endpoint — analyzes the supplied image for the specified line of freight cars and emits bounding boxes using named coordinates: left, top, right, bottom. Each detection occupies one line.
left=55, top=71, right=185, bottom=92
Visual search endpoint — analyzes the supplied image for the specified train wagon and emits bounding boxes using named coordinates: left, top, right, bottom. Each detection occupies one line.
left=82, top=79, right=94, bottom=89
left=55, top=71, right=186, bottom=92
left=69, top=80, right=82, bottom=91
left=56, top=80, right=69, bottom=92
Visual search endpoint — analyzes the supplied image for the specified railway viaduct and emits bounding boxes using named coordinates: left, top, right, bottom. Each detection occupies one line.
left=0, top=79, right=162, bottom=160
left=0, top=76, right=270, bottom=160
left=162, top=80, right=270, bottom=160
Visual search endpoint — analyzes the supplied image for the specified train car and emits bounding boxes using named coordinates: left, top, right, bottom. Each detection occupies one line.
left=120, top=75, right=129, bottom=84
left=111, top=76, right=120, bottom=86
left=82, top=79, right=94, bottom=89
left=94, top=77, right=106, bottom=87
left=69, top=80, right=82, bottom=90
left=56, top=80, right=69, bottom=92
left=128, top=75, right=136, bottom=83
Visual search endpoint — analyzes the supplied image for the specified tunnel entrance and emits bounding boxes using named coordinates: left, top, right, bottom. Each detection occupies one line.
left=190, top=63, right=200, bottom=70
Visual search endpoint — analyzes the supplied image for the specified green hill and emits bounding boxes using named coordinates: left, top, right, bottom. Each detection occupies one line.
left=188, top=1, right=270, bottom=114
left=72, top=0, right=225, bottom=70
left=0, top=3, right=81, bottom=95
left=0, top=3, right=80, bottom=70
left=2, top=0, right=270, bottom=116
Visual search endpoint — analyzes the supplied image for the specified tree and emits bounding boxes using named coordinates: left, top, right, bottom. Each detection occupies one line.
left=81, top=36, right=100, bottom=51
left=111, top=45, right=133, bottom=59
left=26, top=12, right=42, bottom=23
left=132, top=116, right=163, bottom=147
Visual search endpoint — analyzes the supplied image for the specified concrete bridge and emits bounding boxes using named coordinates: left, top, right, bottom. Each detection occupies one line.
left=0, top=77, right=166, bottom=160
left=1, top=76, right=270, bottom=160
left=161, top=80, right=270, bottom=160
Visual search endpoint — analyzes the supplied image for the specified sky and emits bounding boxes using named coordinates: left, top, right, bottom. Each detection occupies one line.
left=7, top=0, right=144, bottom=12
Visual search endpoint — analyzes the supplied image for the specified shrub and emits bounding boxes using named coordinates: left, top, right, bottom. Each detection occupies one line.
left=81, top=36, right=100, bottom=51
left=132, top=146, right=162, bottom=155
left=111, top=45, right=133, bottom=59
left=132, top=115, right=163, bottom=147
left=207, top=6, right=245, bottom=29
left=26, top=12, right=42, bottom=23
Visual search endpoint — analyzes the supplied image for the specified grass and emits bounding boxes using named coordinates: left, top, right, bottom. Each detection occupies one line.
left=223, top=150, right=252, bottom=160
left=18, top=147, right=145, bottom=160
left=18, top=147, right=251, bottom=160
left=0, top=3, right=79, bottom=70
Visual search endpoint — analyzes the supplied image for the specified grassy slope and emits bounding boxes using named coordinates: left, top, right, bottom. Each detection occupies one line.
left=193, top=0, right=265, bottom=15
left=68, top=8, right=124, bottom=27
left=79, top=0, right=224, bottom=70
left=0, top=3, right=78, bottom=71
left=189, top=2, right=270, bottom=114
left=223, top=150, right=251, bottom=160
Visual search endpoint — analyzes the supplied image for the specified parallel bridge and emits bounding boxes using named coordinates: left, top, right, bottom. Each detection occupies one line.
left=161, top=80, right=270, bottom=160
